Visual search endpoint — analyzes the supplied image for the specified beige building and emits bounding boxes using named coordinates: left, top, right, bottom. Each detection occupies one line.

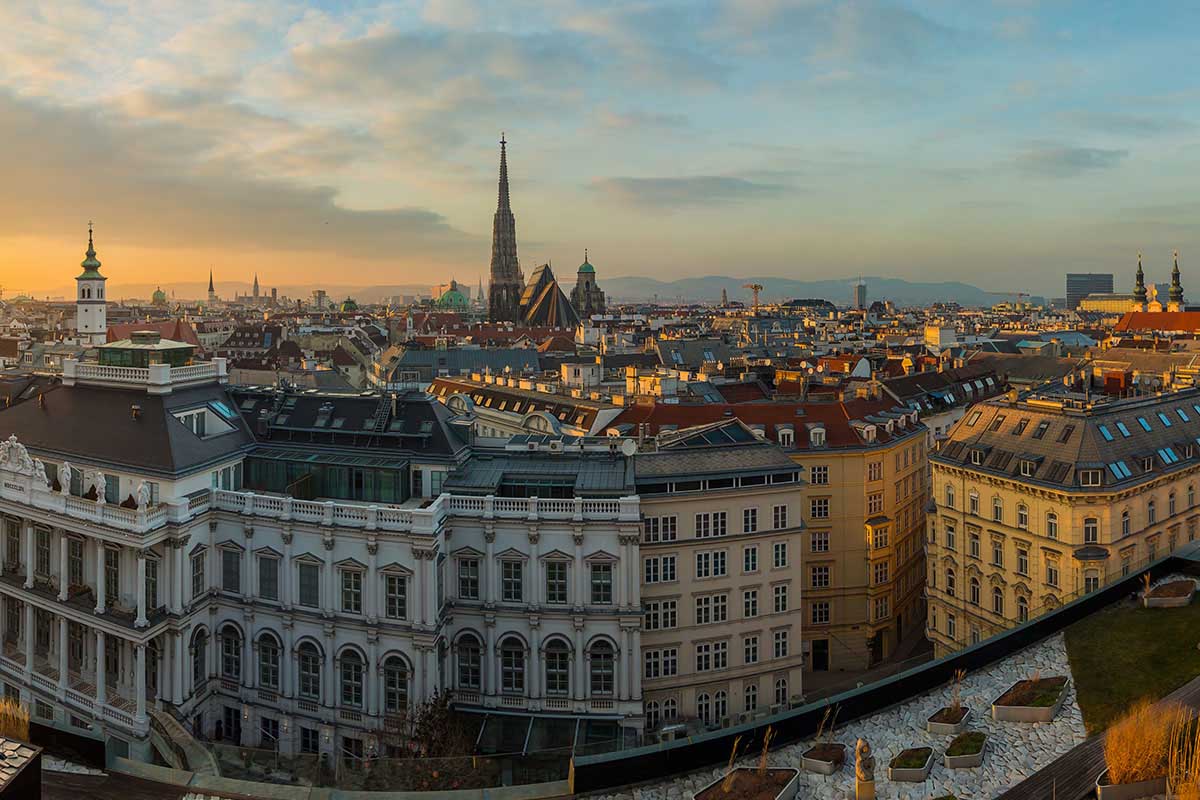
left=928, top=386, right=1200, bottom=657
left=634, top=421, right=806, bottom=732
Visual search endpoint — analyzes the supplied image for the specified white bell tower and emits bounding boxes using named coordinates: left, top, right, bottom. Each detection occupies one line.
left=75, top=222, right=108, bottom=345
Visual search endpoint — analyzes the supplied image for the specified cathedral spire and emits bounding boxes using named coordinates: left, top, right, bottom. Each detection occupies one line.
left=1134, top=252, right=1147, bottom=303
left=208, top=269, right=215, bottom=293
left=497, top=133, right=510, bottom=213
left=488, top=133, right=523, bottom=322
left=1171, top=249, right=1184, bottom=305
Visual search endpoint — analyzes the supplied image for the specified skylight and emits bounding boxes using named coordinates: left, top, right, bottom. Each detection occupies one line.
left=1098, top=424, right=1113, bottom=442
left=1116, top=421, right=1132, bottom=437
left=1109, top=461, right=1132, bottom=479
left=1137, top=417, right=1152, bottom=432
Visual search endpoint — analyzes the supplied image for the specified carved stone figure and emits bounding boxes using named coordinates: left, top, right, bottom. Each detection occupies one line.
left=93, top=472, right=107, bottom=504
left=59, top=461, right=74, bottom=495
left=32, top=459, right=49, bottom=490
left=855, top=738, right=875, bottom=782
left=136, top=481, right=151, bottom=509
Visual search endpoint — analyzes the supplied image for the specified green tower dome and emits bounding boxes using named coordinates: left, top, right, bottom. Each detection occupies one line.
left=578, top=248, right=594, bottom=274
left=340, top=297, right=358, bottom=312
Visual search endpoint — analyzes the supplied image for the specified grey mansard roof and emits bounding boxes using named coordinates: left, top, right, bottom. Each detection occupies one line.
left=443, top=449, right=634, bottom=496
left=0, top=382, right=255, bottom=476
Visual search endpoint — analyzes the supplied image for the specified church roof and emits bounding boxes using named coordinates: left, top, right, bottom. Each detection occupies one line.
left=578, top=250, right=595, bottom=273
left=77, top=225, right=105, bottom=281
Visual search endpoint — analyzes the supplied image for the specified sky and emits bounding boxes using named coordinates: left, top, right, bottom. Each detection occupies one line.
left=2, top=0, right=1200, bottom=299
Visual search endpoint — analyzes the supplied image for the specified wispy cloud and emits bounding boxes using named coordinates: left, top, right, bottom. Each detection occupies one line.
left=1012, top=142, right=1129, bottom=177
left=591, top=175, right=786, bottom=208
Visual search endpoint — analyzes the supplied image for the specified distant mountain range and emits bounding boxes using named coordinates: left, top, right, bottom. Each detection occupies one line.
left=599, top=275, right=1005, bottom=307
left=76, top=275, right=1004, bottom=308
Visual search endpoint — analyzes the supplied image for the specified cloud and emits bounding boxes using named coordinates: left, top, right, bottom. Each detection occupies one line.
left=0, top=90, right=473, bottom=261
left=1056, top=110, right=1192, bottom=137
left=1012, top=142, right=1129, bottom=177
left=591, top=175, right=786, bottom=208
left=595, top=109, right=689, bottom=130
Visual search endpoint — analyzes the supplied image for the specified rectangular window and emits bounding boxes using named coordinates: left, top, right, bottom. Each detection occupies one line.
left=695, top=594, right=728, bottom=625
left=811, top=601, right=831, bottom=625
left=810, top=465, right=829, bottom=485
left=811, top=531, right=830, bottom=553
left=872, top=527, right=889, bottom=549
left=1098, top=424, right=1114, bottom=442
left=385, top=574, right=407, bottom=619
left=643, top=555, right=676, bottom=584
left=258, top=556, right=279, bottom=601
left=694, top=512, right=728, bottom=538
left=458, top=558, right=479, bottom=600
left=501, top=560, right=523, bottom=603
left=867, top=493, right=883, bottom=515
left=743, top=507, right=758, bottom=534
left=298, top=562, right=320, bottom=607
left=773, top=584, right=788, bottom=613
left=35, top=529, right=49, bottom=576
left=644, top=600, right=678, bottom=630
left=772, top=504, right=788, bottom=529
left=145, top=559, right=158, bottom=609
left=811, top=565, right=830, bottom=588
left=341, top=570, right=362, bottom=613
left=221, top=549, right=240, bottom=594
left=744, top=636, right=759, bottom=665
left=104, top=548, right=119, bottom=604
left=772, top=541, right=788, bottom=568
left=743, top=589, right=758, bottom=618
left=868, top=461, right=882, bottom=481
left=1047, top=562, right=1059, bottom=586
left=992, top=541, right=1004, bottom=567
left=743, top=545, right=758, bottom=573
left=545, top=562, right=567, bottom=604
left=873, top=561, right=890, bottom=585
left=590, top=563, right=613, bottom=605
left=874, top=596, right=890, bottom=621
left=191, top=552, right=205, bottom=600
left=643, top=515, right=678, bottom=542
left=1033, top=420, right=1051, bottom=439
left=1138, top=416, right=1152, bottom=432
left=810, top=498, right=830, bottom=519
left=773, top=630, right=789, bottom=658
left=68, top=538, right=84, bottom=587
left=969, top=532, right=980, bottom=559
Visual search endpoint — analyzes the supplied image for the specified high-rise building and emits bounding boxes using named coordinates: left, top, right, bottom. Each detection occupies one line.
left=1066, top=273, right=1113, bottom=309
left=487, top=136, right=524, bottom=322
left=75, top=223, right=107, bottom=345
left=852, top=279, right=867, bottom=310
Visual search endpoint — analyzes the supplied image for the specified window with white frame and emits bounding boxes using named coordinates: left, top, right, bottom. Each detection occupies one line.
left=743, top=545, right=758, bottom=573
left=773, top=629, right=789, bottom=658
left=258, top=556, right=279, bottom=601
left=811, top=531, right=830, bottom=553
left=298, top=562, right=320, bottom=607
left=810, top=498, right=830, bottom=519
left=643, top=515, right=678, bottom=542
left=773, top=584, right=788, bottom=613
left=545, top=562, right=567, bottom=605
left=810, top=465, right=829, bottom=485
left=221, top=548, right=240, bottom=594
left=341, top=569, right=363, bottom=614
left=644, top=600, right=678, bottom=630
left=773, top=504, right=788, bottom=529
left=385, top=574, right=408, bottom=619
left=695, top=594, right=728, bottom=625
left=743, top=589, right=758, bottom=618
left=191, top=551, right=206, bottom=600
left=811, top=600, right=830, bottom=625
left=590, top=562, right=613, bottom=605
left=743, top=635, right=758, bottom=665
left=811, top=565, right=830, bottom=588
left=743, top=507, right=758, bottom=533
left=501, top=560, right=523, bottom=603
left=644, top=555, right=676, bottom=584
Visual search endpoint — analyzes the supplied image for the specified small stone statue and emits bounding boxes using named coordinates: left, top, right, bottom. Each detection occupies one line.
left=93, top=472, right=107, bottom=504
left=136, top=481, right=151, bottom=510
left=855, top=737, right=876, bottom=800
left=59, top=461, right=73, bottom=495
left=32, top=459, right=49, bottom=490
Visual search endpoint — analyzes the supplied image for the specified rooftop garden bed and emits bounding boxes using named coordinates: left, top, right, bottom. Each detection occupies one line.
left=944, top=731, right=988, bottom=769
left=887, top=747, right=934, bottom=782
left=1065, top=600, right=1200, bottom=733
left=693, top=767, right=798, bottom=800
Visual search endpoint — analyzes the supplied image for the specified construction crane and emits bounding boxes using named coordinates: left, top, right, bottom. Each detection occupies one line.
left=743, top=283, right=764, bottom=311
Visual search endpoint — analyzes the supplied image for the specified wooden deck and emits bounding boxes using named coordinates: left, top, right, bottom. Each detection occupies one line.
left=997, top=669, right=1200, bottom=800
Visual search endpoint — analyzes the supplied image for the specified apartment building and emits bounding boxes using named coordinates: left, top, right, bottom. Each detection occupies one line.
left=928, top=386, right=1200, bottom=657
left=0, top=337, right=643, bottom=765
left=634, top=420, right=805, bottom=732
left=614, top=395, right=929, bottom=674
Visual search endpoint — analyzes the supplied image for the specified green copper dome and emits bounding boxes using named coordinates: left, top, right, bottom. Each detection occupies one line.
left=152, top=286, right=167, bottom=304
left=77, top=224, right=105, bottom=280
left=340, top=297, right=358, bottom=312
left=578, top=248, right=594, bottom=273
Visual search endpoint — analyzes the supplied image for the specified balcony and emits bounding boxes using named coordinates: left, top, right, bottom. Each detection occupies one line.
left=0, top=645, right=145, bottom=733
left=61, top=357, right=227, bottom=395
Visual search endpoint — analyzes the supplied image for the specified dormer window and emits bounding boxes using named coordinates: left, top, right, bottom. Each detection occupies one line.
left=810, top=428, right=826, bottom=447
left=970, top=449, right=983, bottom=466
left=1019, top=460, right=1036, bottom=477
left=778, top=429, right=794, bottom=448
left=862, top=425, right=877, bottom=443
left=1079, top=469, right=1103, bottom=488
left=1143, top=456, right=1154, bottom=473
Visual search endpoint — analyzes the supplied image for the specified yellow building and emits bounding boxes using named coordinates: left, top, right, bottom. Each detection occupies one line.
left=928, top=387, right=1200, bottom=657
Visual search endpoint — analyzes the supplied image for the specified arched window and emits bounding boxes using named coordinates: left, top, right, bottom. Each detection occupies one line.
left=1017, top=596, right=1029, bottom=622
left=775, top=678, right=788, bottom=706
left=220, top=627, right=241, bottom=681
left=1170, top=492, right=1178, bottom=517
left=191, top=630, right=208, bottom=688
left=384, top=656, right=409, bottom=713
left=1045, top=512, right=1059, bottom=540
left=992, top=497, right=1003, bottom=523
left=1017, top=504, right=1028, bottom=529
left=945, top=485, right=955, bottom=509
left=258, top=634, right=280, bottom=690
left=646, top=700, right=661, bottom=729
left=545, top=639, right=570, bottom=696
left=1148, top=499, right=1157, bottom=525
left=968, top=491, right=979, bottom=515
left=663, top=698, right=678, bottom=720
left=946, top=568, right=956, bottom=597
left=992, top=587, right=1004, bottom=615
left=1122, top=510, right=1131, bottom=537
left=500, top=637, right=525, bottom=694
left=457, top=634, right=481, bottom=690
left=744, top=684, right=758, bottom=712
left=340, top=650, right=364, bottom=708
left=298, top=642, right=321, bottom=700
left=714, top=690, right=728, bottom=721
left=697, top=692, right=712, bottom=725
left=589, top=640, right=615, bottom=696
left=969, top=577, right=981, bottom=605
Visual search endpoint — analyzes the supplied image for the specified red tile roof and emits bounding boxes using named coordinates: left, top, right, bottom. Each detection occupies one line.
left=1114, top=312, right=1200, bottom=332
left=107, top=319, right=203, bottom=350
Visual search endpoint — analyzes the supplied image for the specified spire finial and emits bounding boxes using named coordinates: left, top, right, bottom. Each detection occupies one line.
left=584, top=248, right=588, bottom=262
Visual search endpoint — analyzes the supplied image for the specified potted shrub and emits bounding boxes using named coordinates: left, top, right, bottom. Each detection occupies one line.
left=992, top=670, right=1070, bottom=723
left=928, top=668, right=972, bottom=735
left=944, top=731, right=988, bottom=769
left=1143, top=577, right=1196, bottom=609
left=693, top=727, right=800, bottom=800
left=800, top=707, right=845, bottom=775
left=888, top=747, right=934, bottom=782
left=1097, top=700, right=1184, bottom=800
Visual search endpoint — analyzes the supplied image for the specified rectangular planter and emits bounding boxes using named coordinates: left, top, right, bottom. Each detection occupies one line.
left=1096, top=769, right=1168, bottom=800
left=692, top=767, right=800, bottom=800
left=926, top=706, right=972, bottom=736
left=888, top=748, right=934, bottom=782
left=992, top=678, right=1070, bottom=723
left=801, top=743, right=846, bottom=775
left=943, top=735, right=987, bottom=769
left=1144, top=589, right=1194, bottom=608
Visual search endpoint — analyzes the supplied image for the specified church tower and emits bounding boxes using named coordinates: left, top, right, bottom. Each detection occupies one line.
left=253, top=273, right=260, bottom=300
left=75, top=223, right=107, bottom=345
left=487, top=135, right=525, bottom=322
left=1169, top=250, right=1184, bottom=312
left=208, top=269, right=216, bottom=304
left=570, top=249, right=607, bottom=319
left=1134, top=253, right=1147, bottom=311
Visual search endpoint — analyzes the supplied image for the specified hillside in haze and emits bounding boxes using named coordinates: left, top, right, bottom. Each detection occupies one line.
left=601, top=275, right=1002, bottom=307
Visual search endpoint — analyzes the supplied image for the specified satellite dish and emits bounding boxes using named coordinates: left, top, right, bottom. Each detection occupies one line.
left=620, top=439, right=638, bottom=456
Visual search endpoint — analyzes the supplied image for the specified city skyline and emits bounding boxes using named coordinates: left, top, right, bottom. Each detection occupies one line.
left=3, top=1, right=1200, bottom=298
